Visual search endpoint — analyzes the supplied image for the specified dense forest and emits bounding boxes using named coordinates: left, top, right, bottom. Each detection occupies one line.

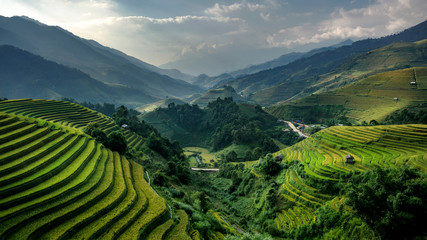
left=149, top=97, right=301, bottom=158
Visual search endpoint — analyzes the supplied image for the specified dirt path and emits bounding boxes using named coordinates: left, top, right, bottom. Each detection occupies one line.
left=191, top=168, right=219, bottom=172
left=280, top=120, right=309, bottom=138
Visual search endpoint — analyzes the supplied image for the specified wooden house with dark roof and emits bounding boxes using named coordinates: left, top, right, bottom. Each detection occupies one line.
left=345, top=154, right=355, bottom=164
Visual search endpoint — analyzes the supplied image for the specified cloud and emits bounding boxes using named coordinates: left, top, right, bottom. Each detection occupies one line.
left=204, top=2, right=267, bottom=17
left=2, top=0, right=425, bottom=75
left=260, top=12, right=270, bottom=21
left=266, top=0, right=427, bottom=48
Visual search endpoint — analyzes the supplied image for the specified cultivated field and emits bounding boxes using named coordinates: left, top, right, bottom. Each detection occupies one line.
left=0, top=99, right=146, bottom=152
left=0, top=110, right=190, bottom=239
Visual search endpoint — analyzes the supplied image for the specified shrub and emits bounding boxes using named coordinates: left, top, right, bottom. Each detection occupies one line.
left=106, top=131, right=127, bottom=154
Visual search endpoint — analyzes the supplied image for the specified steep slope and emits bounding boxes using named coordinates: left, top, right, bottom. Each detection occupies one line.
left=0, top=45, right=158, bottom=106
left=86, top=40, right=195, bottom=82
left=267, top=67, right=427, bottom=123
left=187, top=40, right=353, bottom=89
left=270, top=124, right=427, bottom=234
left=0, top=99, right=147, bottom=152
left=222, top=20, right=427, bottom=105
left=274, top=124, right=427, bottom=179
left=0, top=16, right=201, bottom=100
left=252, top=39, right=427, bottom=105
left=228, top=39, right=353, bottom=79
left=0, top=111, right=192, bottom=239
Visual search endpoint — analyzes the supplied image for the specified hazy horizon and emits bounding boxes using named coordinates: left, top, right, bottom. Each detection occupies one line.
left=1, top=0, right=426, bottom=75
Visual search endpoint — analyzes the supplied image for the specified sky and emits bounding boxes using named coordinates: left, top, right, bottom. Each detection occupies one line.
left=1, top=0, right=426, bottom=76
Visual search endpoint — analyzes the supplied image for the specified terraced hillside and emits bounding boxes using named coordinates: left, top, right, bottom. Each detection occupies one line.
left=269, top=124, right=427, bottom=233
left=268, top=67, right=427, bottom=122
left=275, top=124, right=427, bottom=180
left=0, top=99, right=146, bottom=152
left=0, top=111, right=191, bottom=239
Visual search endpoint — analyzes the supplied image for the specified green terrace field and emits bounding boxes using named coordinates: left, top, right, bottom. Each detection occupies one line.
left=269, top=124, right=427, bottom=232
left=0, top=112, right=191, bottom=239
left=268, top=67, right=427, bottom=123
left=275, top=124, right=427, bottom=180
left=0, top=99, right=146, bottom=152
left=252, top=39, right=427, bottom=106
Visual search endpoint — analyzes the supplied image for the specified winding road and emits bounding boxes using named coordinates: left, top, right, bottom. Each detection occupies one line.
left=280, top=120, right=309, bottom=138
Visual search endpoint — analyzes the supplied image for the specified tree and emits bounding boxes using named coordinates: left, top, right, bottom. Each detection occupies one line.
left=253, top=147, right=263, bottom=160
left=84, top=122, right=107, bottom=145
left=226, top=150, right=238, bottom=162
left=244, top=150, right=253, bottom=161
left=106, top=131, right=127, bottom=154
left=369, top=119, right=379, bottom=125
left=344, top=167, right=427, bottom=240
left=259, top=154, right=281, bottom=176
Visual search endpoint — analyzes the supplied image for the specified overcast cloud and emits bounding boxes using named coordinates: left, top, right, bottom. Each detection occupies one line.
left=1, top=0, right=426, bottom=75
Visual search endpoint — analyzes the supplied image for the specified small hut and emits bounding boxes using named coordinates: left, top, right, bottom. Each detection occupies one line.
left=410, top=81, right=417, bottom=85
left=345, top=154, right=355, bottom=164
left=121, top=124, right=129, bottom=130
left=275, top=153, right=284, bottom=162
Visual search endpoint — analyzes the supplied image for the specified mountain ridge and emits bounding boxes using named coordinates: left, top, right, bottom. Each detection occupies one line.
left=0, top=45, right=158, bottom=106
left=222, top=20, right=427, bottom=105
left=0, top=16, right=201, bottom=101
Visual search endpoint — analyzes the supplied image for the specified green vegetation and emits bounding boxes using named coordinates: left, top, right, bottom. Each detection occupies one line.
left=0, top=112, right=193, bottom=239
left=4, top=16, right=427, bottom=240
left=268, top=67, right=427, bottom=123
left=142, top=97, right=301, bottom=159
left=231, top=34, right=427, bottom=106
left=345, top=167, right=426, bottom=240
left=136, top=97, right=187, bottom=113
left=190, top=86, right=247, bottom=108
left=0, top=97, right=426, bottom=239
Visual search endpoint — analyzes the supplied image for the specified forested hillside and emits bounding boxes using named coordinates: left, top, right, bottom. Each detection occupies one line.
left=141, top=97, right=295, bottom=157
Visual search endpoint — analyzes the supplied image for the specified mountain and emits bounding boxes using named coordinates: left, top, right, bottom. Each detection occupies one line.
left=0, top=16, right=201, bottom=101
left=267, top=66, right=427, bottom=123
left=0, top=45, right=158, bottom=105
left=189, top=73, right=234, bottom=89
left=190, top=85, right=247, bottom=107
left=185, top=40, right=354, bottom=89
left=221, top=20, right=427, bottom=105
left=228, top=39, right=354, bottom=78
left=84, top=39, right=195, bottom=82
left=252, top=39, right=427, bottom=105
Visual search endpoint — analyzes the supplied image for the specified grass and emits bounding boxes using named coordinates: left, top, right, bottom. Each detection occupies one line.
left=116, top=162, right=167, bottom=240
left=38, top=151, right=126, bottom=239
left=67, top=155, right=136, bottom=240
left=165, top=210, right=191, bottom=240
left=184, top=147, right=218, bottom=166
left=0, top=111, right=172, bottom=239
left=276, top=124, right=427, bottom=180
left=0, top=99, right=145, bottom=151
left=268, top=67, right=427, bottom=122
left=101, top=160, right=148, bottom=239
left=0, top=135, right=84, bottom=193
left=147, top=219, right=174, bottom=240
left=0, top=140, right=97, bottom=209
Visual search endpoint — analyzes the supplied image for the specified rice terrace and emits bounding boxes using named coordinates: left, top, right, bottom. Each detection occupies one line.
left=1, top=4, right=427, bottom=240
